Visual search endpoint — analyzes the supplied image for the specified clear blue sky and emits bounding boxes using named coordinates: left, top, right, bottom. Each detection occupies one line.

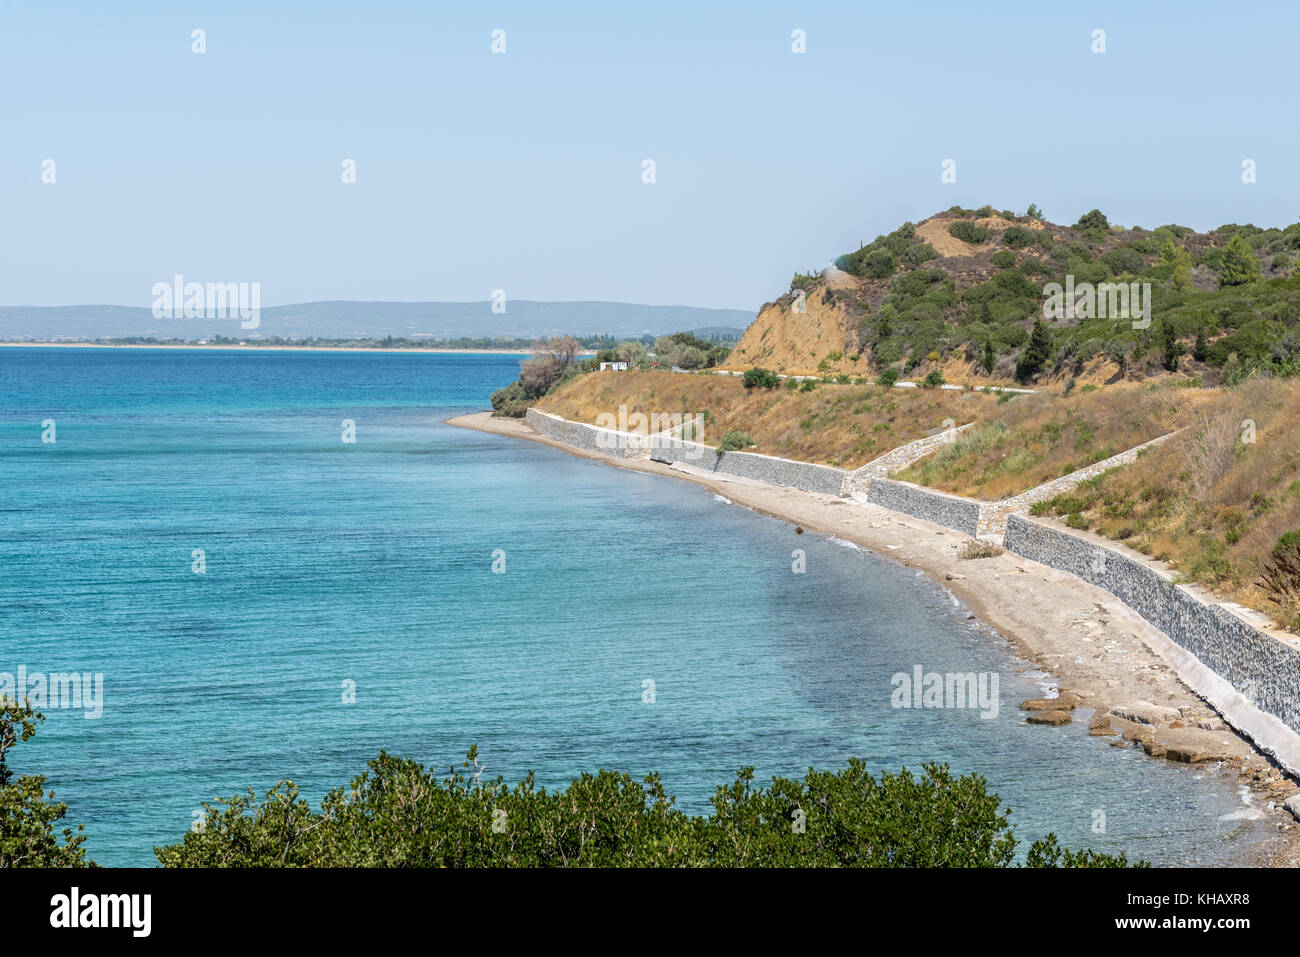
left=3, top=0, right=1297, bottom=312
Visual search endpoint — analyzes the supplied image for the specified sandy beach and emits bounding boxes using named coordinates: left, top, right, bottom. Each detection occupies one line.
left=449, top=410, right=1300, bottom=866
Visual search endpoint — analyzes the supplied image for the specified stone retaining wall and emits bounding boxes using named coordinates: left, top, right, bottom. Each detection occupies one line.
left=527, top=408, right=846, bottom=495
left=845, top=423, right=976, bottom=500
left=648, top=440, right=847, bottom=496
left=864, top=478, right=981, bottom=537
left=1005, top=513, right=1300, bottom=761
left=524, top=408, right=647, bottom=458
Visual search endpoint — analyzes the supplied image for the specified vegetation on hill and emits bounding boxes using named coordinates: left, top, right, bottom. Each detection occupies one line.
left=154, top=746, right=1138, bottom=867
left=538, top=371, right=1002, bottom=468
left=490, top=333, right=732, bottom=417
left=1032, top=379, right=1300, bottom=627
left=731, top=204, right=1300, bottom=385
left=895, top=382, right=1214, bottom=500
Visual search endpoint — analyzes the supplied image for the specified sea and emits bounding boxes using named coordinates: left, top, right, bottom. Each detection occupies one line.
left=0, top=346, right=1275, bottom=865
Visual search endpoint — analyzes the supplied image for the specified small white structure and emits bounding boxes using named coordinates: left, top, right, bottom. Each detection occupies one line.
left=599, top=361, right=630, bottom=371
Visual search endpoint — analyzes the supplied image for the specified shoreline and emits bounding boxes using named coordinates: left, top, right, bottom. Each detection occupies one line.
left=448, top=409, right=1300, bottom=867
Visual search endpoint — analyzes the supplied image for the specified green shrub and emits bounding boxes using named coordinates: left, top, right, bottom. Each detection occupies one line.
left=1218, top=234, right=1262, bottom=287
left=1076, top=209, right=1110, bottom=231
left=904, top=243, right=938, bottom=266
left=1002, top=225, right=1034, bottom=248
left=742, top=367, right=780, bottom=389
left=489, top=380, right=532, bottom=417
left=990, top=250, right=1016, bottom=269
left=923, top=369, right=945, bottom=388
left=877, top=367, right=900, bottom=387
left=155, top=748, right=1141, bottom=868
left=718, top=431, right=753, bottom=453
left=0, top=700, right=93, bottom=867
left=862, top=248, right=898, bottom=279
left=949, top=220, right=991, bottom=244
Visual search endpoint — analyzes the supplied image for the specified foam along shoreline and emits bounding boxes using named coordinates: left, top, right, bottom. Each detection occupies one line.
left=447, top=409, right=1300, bottom=866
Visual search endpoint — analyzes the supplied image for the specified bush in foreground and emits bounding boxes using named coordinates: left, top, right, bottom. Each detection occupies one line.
left=0, top=699, right=93, bottom=868
left=155, top=748, right=1144, bottom=868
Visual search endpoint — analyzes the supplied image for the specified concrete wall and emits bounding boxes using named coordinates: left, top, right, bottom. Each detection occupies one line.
left=1005, top=513, right=1300, bottom=755
left=864, top=477, right=981, bottom=537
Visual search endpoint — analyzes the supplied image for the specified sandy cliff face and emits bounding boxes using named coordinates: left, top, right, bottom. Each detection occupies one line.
left=722, top=283, right=865, bottom=377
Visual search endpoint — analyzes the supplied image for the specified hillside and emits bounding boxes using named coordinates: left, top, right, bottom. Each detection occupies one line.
left=538, top=370, right=1002, bottom=469
left=724, top=205, right=1300, bottom=386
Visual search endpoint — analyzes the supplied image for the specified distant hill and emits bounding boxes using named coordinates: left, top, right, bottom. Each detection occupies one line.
left=0, top=301, right=755, bottom=342
left=725, top=205, right=1300, bottom=386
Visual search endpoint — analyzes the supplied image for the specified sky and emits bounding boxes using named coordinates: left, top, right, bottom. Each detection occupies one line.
left=2, top=0, right=1298, bottom=314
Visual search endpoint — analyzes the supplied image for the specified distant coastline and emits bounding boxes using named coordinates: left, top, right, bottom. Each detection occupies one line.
left=0, top=342, right=553, bottom=355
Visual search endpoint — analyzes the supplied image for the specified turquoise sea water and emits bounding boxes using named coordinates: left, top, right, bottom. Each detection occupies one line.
left=0, top=347, right=1272, bottom=866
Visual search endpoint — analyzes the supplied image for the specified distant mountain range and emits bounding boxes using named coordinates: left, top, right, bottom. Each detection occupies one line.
left=0, top=301, right=753, bottom=342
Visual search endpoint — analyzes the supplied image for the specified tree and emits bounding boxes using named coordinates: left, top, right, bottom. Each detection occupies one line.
left=155, top=750, right=1141, bottom=868
left=1158, top=237, right=1193, bottom=291
left=741, top=367, right=779, bottom=389
left=1160, top=322, right=1180, bottom=372
left=1107, top=339, right=1130, bottom=378
left=1026, top=203, right=1043, bottom=221
left=1193, top=329, right=1208, bottom=362
left=1, top=699, right=93, bottom=867
left=1218, top=234, right=1262, bottom=287
left=518, top=335, right=581, bottom=396
left=982, top=339, right=995, bottom=374
left=1076, top=209, right=1110, bottom=231
left=1016, top=320, right=1052, bottom=382
left=615, top=340, right=648, bottom=368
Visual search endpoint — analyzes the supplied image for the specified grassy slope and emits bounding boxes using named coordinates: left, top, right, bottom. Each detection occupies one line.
left=894, top=382, right=1216, bottom=499
left=1031, top=379, right=1300, bottom=627
left=537, top=370, right=1002, bottom=469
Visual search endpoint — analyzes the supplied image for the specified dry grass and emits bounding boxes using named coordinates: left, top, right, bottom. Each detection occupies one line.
left=537, top=370, right=1002, bottom=468
left=958, top=540, right=1004, bottom=559
left=1034, top=379, right=1300, bottom=627
left=894, top=382, right=1216, bottom=500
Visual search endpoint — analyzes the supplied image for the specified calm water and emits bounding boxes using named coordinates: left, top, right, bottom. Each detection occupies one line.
left=0, top=347, right=1271, bottom=865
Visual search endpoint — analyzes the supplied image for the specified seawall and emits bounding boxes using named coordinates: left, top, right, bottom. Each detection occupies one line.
left=1005, top=513, right=1300, bottom=776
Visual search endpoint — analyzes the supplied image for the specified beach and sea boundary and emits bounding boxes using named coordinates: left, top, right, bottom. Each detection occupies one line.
left=450, top=407, right=1300, bottom=863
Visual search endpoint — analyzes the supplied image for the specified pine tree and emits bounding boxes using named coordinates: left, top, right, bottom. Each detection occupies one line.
left=1219, top=234, right=1262, bottom=287
left=982, top=339, right=995, bottom=374
left=1193, top=329, right=1208, bottom=362
left=1015, top=320, right=1052, bottom=383
left=1161, top=323, right=1179, bottom=372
